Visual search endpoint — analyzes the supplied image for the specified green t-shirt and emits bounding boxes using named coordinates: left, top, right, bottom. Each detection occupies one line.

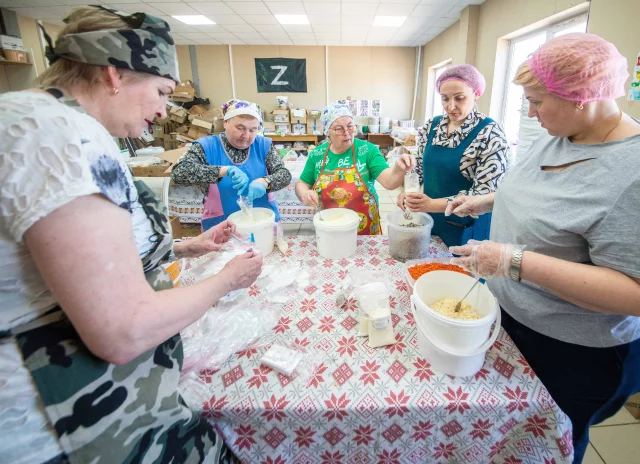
left=300, top=138, right=389, bottom=201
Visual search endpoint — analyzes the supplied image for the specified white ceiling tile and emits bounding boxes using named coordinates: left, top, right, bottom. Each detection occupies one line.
left=420, top=0, right=458, bottom=5
left=376, top=3, right=416, bottom=15
left=253, top=24, right=285, bottom=33
left=138, top=0, right=179, bottom=2
left=224, top=38, right=246, bottom=44
left=235, top=32, right=263, bottom=38
left=388, top=40, right=415, bottom=46
left=209, top=14, right=247, bottom=23
left=227, top=1, right=271, bottom=14
left=62, top=0, right=105, bottom=4
left=11, top=0, right=63, bottom=6
left=110, top=3, right=165, bottom=14
left=148, top=2, right=198, bottom=15
left=341, top=0, right=376, bottom=3
left=444, top=5, right=464, bottom=17
left=292, top=39, right=316, bottom=45
left=0, top=0, right=24, bottom=7
left=174, top=38, right=196, bottom=44
left=316, top=39, right=341, bottom=45
left=260, top=32, right=290, bottom=40
left=341, top=38, right=365, bottom=45
left=342, top=25, right=369, bottom=35
left=240, top=14, right=279, bottom=24
left=308, top=15, right=340, bottom=25
left=10, top=6, right=69, bottom=18
left=341, top=2, right=376, bottom=15
left=411, top=4, right=444, bottom=16
left=283, top=24, right=312, bottom=33
left=303, top=2, right=338, bottom=15
left=341, top=15, right=373, bottom=26
left=207, top=32, right=238, bottom=38
left=105, top=0, right=146, bottom=4
left=221, top=24, right=257, bottom=32
left=265, top=1, right=305, bottom=14
left=167, top=24, right=197, bottom=32
left=179, top=32, right=211, bottom=39
left=194, top=37, right=222, bottom=44
left=267, top=38, right=293, bottom=44
left=288, top=32, right=314, bottom=39
left=392, top=30, right=419, bottom=39
left=156, top=15, right=183, bottom=25
left=191, top=23, right=227, bottom=32
left=401, top=16, right=429, bottom=32
left=184, top=0, right=223, bottom=2
left=368, top=26, right=398, bottom=38
left=427, top=25, right=446, bottom=34
left=311, top=24, right=335, bottom=33
left=243, top=38, right=270, bottom=44
left=188, top=2, right=235, bottom=14
left=300, top=0, right=339, bottom=2
left=365, top=40, right=390, bottom=46
left=377, top=0, right=419, bottom=3
left=434, top=15, right=457, bottom=27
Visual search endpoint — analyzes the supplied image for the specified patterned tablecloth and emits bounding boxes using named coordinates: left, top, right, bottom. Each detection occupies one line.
left=198, top=236, right=573, bottom=464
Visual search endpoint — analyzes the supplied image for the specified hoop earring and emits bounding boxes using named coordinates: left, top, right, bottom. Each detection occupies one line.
left=113, top=87, right=119, bottom=95
left=576, top=103, right=584, bottom=110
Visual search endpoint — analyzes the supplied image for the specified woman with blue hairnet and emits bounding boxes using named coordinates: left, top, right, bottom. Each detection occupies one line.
left=295, top=103, right=416, bottom=235
left=172, top=99, right=291, bottom=230
left=449, top=34, right=640, bottom=463
left=398, top=64, right=511, bottom=247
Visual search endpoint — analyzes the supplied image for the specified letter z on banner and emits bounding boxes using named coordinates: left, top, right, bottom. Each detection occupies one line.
left=255, top=58, right=307, bottom=93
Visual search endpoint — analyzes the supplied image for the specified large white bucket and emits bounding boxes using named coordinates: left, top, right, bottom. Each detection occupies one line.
left=412, top=270, right=498, bottom=352
left=411, top=296, right=501, bottom=377
left=228, top=208, right=275, bottom=255
left=313, top=208, right=359, bottom=259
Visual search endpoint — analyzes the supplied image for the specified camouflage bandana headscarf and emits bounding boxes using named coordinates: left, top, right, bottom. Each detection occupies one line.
left=40, top=5, right=180, bottom=83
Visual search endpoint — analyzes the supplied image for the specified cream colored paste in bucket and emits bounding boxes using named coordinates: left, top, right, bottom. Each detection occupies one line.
left=233, top=210, right=272, bottom=225
left=320, top=211, right=354, bottom=226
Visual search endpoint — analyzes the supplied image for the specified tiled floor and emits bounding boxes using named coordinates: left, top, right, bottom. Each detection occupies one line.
left=282, top=184, right=640, bottom=463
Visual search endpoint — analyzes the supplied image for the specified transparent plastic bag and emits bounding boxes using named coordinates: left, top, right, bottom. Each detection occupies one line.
left=349, top=270, right=396, bottom=347
left=260, top=342, right=323, bottom=387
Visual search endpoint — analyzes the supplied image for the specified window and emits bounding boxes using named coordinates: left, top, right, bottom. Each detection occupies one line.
left=501, top=15, right=587, bottom=160
left=425, top=60, right=451, bottom=121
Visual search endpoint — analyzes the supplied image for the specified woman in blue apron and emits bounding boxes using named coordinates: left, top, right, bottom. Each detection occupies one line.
left=398, top=64, right=511, bottom=247
left=172, top=99, right=291, bottom=231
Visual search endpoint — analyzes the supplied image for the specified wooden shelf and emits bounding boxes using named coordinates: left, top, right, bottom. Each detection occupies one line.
left=0, top=60, right=31, bottom=66
left=264, top=134, right=321, bottom=143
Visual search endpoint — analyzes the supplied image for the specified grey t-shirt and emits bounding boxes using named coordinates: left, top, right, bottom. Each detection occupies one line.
left=488, top=131, right=640, bottom=347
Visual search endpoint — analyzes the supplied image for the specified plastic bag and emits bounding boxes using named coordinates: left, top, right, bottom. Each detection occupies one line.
left=260, top=342, right=323, bottom=387
left=349, top=270, right=396, bottom=347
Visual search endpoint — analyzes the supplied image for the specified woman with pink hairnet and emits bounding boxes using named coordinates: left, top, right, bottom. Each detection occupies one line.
left=397, top=64, right=510, bottom=247
left=448, top=34, right=640, bottom=463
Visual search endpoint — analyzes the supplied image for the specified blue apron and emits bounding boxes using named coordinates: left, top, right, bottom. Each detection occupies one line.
left=423, top=115, right=493, bottom=247
left=198, top=134, right=274, bottom=231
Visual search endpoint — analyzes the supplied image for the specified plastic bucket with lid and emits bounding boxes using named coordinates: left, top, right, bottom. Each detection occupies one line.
left=411, top=296, right=501, bottom=377
left=412, top=270, right=498, bottom=352
left=386, top=211, right=434, bottom=262
left=313, top=208, right=360, bottom=259
left=228, top=207, right=275, bottom=255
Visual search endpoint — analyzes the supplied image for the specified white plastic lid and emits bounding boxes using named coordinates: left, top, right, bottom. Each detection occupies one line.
left=313, top=208, right=360, bottom=231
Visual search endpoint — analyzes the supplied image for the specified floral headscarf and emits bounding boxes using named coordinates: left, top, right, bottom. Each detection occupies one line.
left=320, top=102, right=353, bottom=135
left=221, top=99, right=262, bottom=122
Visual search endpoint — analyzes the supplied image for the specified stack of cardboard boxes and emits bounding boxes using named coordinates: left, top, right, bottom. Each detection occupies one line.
left=0, top=34, right=29, bottom=63
left=263, top=107, right=324, bottom=136
left=153, top=103, right=224, bottom=151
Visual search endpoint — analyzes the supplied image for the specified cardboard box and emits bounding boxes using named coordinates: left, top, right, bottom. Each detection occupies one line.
left=404, top=134, right=416, bottom=147
left=191, top=117, right=213, bottom=133
left=188, top=126, right=209, bottom=140
left=152, top=124, right=165, bottom=138
left=189, top=104, right=208, bottom=116
left=156, top=147, right=189, bottom=165
left=306, top=119, right=323, bottom=135
left=169, top=216, right=182, bottom=239
left=155, top=114, right=170, bottom=125
left=275, top=123, right=291, bottom=134
left=169, top=106, right=188, bottom=124
left=170, top=80, right=196, bottom=102
left=0, top=35, right=24, bottom=50
left=175, top=125, right=189, bottom=135
left=263, top=121, right=276, bottom=133
left=307, top=110, right=321, bottom=120
left=625, top=393, right=640, bottom=420
left=291, top=123, right=306, bottom=135
left=290, top=108, right=307, bottom=124
left=2, top=49, right=28, bottom=63
left=272, top=109, right=290, bottom=123
left=131, top=163, right=171, bottom=177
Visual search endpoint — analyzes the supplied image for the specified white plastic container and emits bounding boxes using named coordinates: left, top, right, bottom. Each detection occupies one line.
left=387, top=211, right=433, bottom=262
left=412, top=296, right=501, bottom=377
left=412, top=270, right=498, bottom=352
left=313, top=208, right=360, bottom=259
left=369, top=124, right=380, bottom=134
left=228, top=207, right=275, bottom=255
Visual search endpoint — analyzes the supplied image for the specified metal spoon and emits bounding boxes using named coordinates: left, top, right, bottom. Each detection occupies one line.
left=455, top=278, right=481, bottom=313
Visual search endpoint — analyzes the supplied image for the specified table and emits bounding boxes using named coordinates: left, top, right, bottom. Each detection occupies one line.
left=367, top=133, right=395, bottom=148
left=198, top=236, right=573, bottom=463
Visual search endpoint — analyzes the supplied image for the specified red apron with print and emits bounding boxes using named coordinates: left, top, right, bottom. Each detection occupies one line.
left=312, top=144, right=382, bottom=235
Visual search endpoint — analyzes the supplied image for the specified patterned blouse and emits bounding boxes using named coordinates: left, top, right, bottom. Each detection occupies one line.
left=416, top=109, right=510, bottom=196
left=171, top=132, right=292, bottom=196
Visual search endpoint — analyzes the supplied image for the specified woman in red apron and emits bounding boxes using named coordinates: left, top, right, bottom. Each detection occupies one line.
left=295, top=102, right=416, bottom=235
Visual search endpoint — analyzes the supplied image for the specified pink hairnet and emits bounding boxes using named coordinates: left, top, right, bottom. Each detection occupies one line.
left=528, top=33, right=629, bottom=105
left=436, top=64, right=486, bottom=97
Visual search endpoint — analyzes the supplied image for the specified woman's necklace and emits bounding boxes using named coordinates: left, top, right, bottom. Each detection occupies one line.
left=601, top=110, right=624, bottom=143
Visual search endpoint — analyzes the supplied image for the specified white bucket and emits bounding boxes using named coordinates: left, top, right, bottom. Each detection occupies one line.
left=313, top=208, right=359, bottom=259
left=227, top=207, right=275, bottom=255
left=369, top=125, right=380, bottom=134
left=412, top=296, right=501, bottom=377
left=413, top=271, right=498, bottom=352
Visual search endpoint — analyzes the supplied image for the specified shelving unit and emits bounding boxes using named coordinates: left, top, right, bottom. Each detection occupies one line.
left=264, top=134, right=321, bottom=144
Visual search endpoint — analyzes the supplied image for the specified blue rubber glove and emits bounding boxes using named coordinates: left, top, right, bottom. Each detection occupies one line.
left=246, top=179, right=267, bottom=203
left=268, top=200, right=281, bottom=222
left=227, top=166, right=249, bottom=192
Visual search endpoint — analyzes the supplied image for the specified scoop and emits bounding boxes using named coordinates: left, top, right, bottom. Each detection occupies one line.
left=237, top=196, right=254, bottom=221
left=455, top=278, right=480, bottom=313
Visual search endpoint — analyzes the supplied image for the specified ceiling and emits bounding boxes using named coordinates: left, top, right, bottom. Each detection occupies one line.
left=1, top=0, right=484, bottom=47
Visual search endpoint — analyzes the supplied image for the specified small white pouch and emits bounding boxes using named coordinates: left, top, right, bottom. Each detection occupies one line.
left=260, top=344, right=304, bottom=376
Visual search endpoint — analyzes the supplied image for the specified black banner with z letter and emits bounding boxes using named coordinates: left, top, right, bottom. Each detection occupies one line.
left=255, top=58, right=307, bottom=93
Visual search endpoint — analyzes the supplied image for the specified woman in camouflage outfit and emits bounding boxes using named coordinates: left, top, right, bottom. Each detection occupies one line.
left=0, top=6, right=261, bottom=463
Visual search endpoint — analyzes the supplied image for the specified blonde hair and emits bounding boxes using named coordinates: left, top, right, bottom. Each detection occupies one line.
left=39, top=6, right=150, bottom=89
left=513, top=60, right=545, bottom=90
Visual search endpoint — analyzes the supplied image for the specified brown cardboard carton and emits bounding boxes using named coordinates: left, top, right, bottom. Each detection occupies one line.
left=169, top=216, right=182, bottom=239
left=291, top=123, right=306, bottom=135
left=404, top=134, right=416, bottom=147
left=275, top=123, right=291, bottom=134
left=156, top=147, right=189, bottom=165
left=175, top=125, right=189, bottom=135
left=625, top=392, right=640, bottom=420
left=191, top=117, right=213, bottom=133
left=169, top=106, right=188, bottom=124
left=189, top=104, right=208, bottom=116
left=131, top=164, right=171, bottom=177
left=307, top=110, right=321, bottom=120
left=263, top=121, right=276, bottom=133
left=2, top=48, right=28, bottom=63
left=306, top=119, right=323, bottom=135
left=271, top=109, right=290, bottom=123
left=188, top=126, right=209, bottom=140
left=290, top=108, right=307, bottom=124
left=152, top=124, right=164, bottom=138
left=170, top=80, right=196, bottom=102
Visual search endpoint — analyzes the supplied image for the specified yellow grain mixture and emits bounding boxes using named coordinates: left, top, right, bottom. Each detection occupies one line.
left=431, top=297, right=480, bottom=320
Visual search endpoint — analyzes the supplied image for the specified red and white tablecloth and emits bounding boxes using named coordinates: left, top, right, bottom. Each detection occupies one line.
left=198, top=236, right=573, bottom=464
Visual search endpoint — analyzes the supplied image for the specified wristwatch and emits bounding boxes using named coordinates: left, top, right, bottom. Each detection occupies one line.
left=264, top=177, right=272, bottom=190
left=509, top=246, right=526, bottom=282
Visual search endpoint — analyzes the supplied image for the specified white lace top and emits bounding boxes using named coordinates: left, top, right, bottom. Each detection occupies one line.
left=0, top=90, right=156, bottom=463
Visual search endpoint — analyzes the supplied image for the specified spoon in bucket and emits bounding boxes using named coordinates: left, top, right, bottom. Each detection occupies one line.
left=455, top=278, right=481, bottom=312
